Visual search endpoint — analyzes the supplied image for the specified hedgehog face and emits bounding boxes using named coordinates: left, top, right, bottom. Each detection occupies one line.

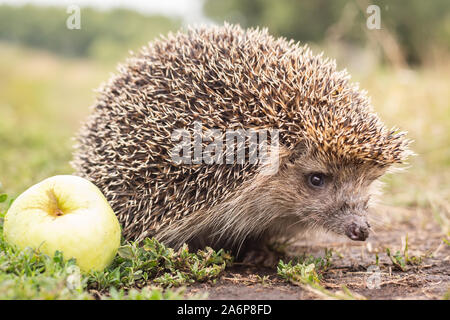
left=275, top=147, right=387, bottom=241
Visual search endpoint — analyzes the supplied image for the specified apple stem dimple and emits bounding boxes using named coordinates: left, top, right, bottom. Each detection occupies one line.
left=46, top=189, right=65, bottom=217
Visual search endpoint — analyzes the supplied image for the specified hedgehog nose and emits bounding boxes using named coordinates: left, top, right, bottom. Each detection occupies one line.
left=345, top=221, right=370, bottom=241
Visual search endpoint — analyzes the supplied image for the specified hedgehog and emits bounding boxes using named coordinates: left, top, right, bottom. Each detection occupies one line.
left=72, top=24, right=411, bottom=263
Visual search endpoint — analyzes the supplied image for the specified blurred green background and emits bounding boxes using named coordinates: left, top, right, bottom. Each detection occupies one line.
left=0, top=1, right=448, bottom=215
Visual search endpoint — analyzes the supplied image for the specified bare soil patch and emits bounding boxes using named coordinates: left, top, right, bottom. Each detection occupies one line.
left=187, top=206, right=449, bottom=300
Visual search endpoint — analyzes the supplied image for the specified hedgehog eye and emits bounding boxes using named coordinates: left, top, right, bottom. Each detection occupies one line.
left=307, top=173, right=326, bottom=188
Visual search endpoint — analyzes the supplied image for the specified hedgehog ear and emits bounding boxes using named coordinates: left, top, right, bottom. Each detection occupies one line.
left=288, top=140, right=308, bottom=162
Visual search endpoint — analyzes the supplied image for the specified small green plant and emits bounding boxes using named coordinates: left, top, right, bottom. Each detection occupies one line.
left=287, top=248, right=334, bottom=273
left=443, top=237, right=450, bottom=246
left=277, top=248, right=333, bottom=284
left=0, top=235, right=92, bottom=299
left=386, top=235, right=423, bottom=272
left=277, top=259, right=364, bottom=300
left=277, top=249, right=364, bottom=300
left=256, top=275, right=270, bottom=285
left=89, top=239, right=233, bottom=290
left=278, top=260, right=320, bottom=284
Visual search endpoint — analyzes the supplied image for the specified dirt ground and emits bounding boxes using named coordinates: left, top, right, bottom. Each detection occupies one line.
left=187, top=206, right=449, bottom=300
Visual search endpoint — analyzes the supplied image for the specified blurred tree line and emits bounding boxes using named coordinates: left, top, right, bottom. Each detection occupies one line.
left=0, top=5, right=180, bottom=62
left=0, top=2, right=449, bottom=66
left=204, top=0, right=450, bottom=66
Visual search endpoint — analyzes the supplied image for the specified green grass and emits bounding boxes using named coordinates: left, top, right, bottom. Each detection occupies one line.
left=277, top=250, right=365, bottom=300
left=385, top=235, right=425, bottom=272
left=0, top=43, right=110, bottom=196
left=356, top=67, right=450, bottom=208
left=0, top=196, right=231, bottom=299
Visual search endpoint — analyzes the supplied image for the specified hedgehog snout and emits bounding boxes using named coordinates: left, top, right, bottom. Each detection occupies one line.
left=344, top=216, right=370, bottom=241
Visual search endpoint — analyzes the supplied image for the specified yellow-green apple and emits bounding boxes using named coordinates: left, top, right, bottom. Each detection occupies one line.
left=3, top=175, right=121, bottom=272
